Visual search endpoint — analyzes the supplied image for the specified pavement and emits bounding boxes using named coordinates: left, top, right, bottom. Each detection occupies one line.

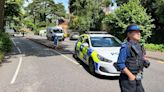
left=146, top=51, right=164, bottom=61
left=0, top=35, right=163, bottom=92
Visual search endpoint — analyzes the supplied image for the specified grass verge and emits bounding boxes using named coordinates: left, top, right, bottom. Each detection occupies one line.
left=144, top=43, right=164, bottom=52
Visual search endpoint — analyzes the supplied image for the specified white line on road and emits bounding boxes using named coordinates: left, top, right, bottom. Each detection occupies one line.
left=16, top=47, right=22, bottom=53
left=12, top=38, right=17, bottom=46
left=11, top=38, right=22, bottom=54
left=10, top=38, right=23, bottom=84
left=10, top=56, right=22, bottom=84
left=53, top=50, right=79, bottom=65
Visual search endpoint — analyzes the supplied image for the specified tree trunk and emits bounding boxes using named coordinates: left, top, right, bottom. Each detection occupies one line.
left=0, top=0, right=5, bottom=31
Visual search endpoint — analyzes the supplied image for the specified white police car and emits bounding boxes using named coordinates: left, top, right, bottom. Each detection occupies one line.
left=74, top=31, right=121, bottom=76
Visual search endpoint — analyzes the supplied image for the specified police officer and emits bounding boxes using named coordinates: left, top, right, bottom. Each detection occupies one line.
left=117, top=24, right=150, bottom=92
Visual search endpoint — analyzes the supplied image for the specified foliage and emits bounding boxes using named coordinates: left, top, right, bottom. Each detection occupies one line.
left=144, top=44, right=164, bottom=52
left=5, top=1, right=21, bottom=17
left=0, top=51, right=4, bottom=62
left=116, top=0, right=128, bottom=6
left=69, top=0, right=111, bottom=32
left=26, top=0, right=65, bottom=23
left=4, top=0, right=24, bottom=28
left=0, top=32, right=12, bottom=53
left=0, top=0, right=5, bottom=31
left=0, top=32, right=12, bottom=61
left=155, top=0, right=164, bottom=25
left=103, top=0, right=154, bottom=42
left=116, top=0, right=164, bottom=44
left=24, top=0, right=66, bottom=32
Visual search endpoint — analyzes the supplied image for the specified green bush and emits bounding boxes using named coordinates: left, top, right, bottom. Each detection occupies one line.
left=0, top=32, right=12, bottom=61
left=0, top=51, right=4, bottom=62
left=103, top=0, right=155, bottom=43
left=144, top=44, right=164, bottom=52
left=0, top=32, right=12, bottom=53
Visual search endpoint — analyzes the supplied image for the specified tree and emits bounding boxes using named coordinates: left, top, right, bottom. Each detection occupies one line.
left=26, top=0, right=66, bottom=27
left=4, top=0, right=24, bottom=29
left=69, top=0, right=111, bottom=32
left=103, top=0, right=155, bottom=43
left=155, top=0, right=164, bottom=26
left=116, top=0, right=128, bottom=6
left=116, top=0, right=164, bottom=43
left=0, top=0, right=5, bottom=31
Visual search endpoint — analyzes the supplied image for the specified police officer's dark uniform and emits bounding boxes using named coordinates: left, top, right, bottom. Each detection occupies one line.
left=117, top=24, right=150, bottom=92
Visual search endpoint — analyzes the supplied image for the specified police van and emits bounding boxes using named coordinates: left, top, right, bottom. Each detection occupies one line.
left=74, top=31, right=121, bottom=76
left=46, top=26, right=65, bottom=41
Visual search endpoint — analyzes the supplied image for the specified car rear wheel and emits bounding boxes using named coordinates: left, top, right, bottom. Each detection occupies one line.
left=73, top=50, right=79, bottom=60
left=89, top=59, right=96, bottom=75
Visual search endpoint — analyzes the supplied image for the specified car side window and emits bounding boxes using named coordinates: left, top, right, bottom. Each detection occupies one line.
left=78, top=36, right=84, bottom=42
left=83, top=36, right=90, bottom=46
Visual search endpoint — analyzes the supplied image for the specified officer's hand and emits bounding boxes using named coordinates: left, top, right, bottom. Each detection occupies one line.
left=129, top=74, right=136, bottom=81
left=144, top=55, right=149, bottom=61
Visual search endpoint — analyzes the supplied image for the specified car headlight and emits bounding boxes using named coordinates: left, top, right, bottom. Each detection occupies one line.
left=97, top=54, right=112, bottom=63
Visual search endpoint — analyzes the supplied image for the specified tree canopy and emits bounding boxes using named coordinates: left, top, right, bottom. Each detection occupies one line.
left=103, top=0, right=155, bottom=42
left=69, top=0, right=111, bottom=32
left=23, top=0, right=66, bottom=33
left=116, top=0, right=164, bottom=43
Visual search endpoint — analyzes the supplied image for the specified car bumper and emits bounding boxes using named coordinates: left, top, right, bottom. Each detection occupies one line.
left=58, top=36, right=64, bottom=40
left=94, top=61, right=120, bottom=76
left=70, top=36, right=79, bottom=40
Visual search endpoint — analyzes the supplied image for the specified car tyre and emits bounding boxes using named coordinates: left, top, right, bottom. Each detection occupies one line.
left=73, top=50, right=79, bottom=60
left=89, top=59, right=96, bottom=75
left=51, top=36, right=54, bottom=41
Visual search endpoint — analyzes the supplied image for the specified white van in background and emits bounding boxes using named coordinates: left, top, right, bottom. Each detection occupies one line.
left=5, top=29, right=15, bottom=36
left=46, top=26, right=65, bottom=41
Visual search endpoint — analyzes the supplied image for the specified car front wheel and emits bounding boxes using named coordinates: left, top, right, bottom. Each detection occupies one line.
left=73, top=49, right=79, bottom=60
left=89, top=59, right=96, bottom=75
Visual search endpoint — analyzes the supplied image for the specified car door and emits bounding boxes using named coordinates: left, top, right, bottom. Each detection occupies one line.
left=81, top=36, right=90, bottom=64
left=76, top=35, right=84, bottom=60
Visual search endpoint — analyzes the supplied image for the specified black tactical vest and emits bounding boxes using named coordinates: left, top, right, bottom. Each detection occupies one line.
left=125, top=43, right=145, bottom=74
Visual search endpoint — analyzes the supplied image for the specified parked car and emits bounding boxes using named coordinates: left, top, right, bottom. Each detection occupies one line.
left=39, top=29, right=46, bottom=37
left=69, top=32, right=79, bottom=40
left=73, top=31, right=121, bottom=76
left=46, top=26, right=65, bottom=41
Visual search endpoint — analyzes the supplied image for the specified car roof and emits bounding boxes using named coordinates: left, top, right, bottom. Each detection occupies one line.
left=81, top=33, right=114, bottom=38
left=89, top=34, right=114, bottom=37
left=48, top=26, right=63, bottom=30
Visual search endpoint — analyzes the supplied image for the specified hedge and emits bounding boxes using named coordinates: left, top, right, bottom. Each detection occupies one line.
left=144, top=43, right=164, bottom=52
left=0, top=32, right=12, bottom=62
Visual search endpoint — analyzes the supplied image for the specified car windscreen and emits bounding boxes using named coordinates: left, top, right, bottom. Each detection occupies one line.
left=90, top=37, right=121, bottom=47
left=72, top=32, right=79, bottom=35
left=53, top=29, right=63, bottom=33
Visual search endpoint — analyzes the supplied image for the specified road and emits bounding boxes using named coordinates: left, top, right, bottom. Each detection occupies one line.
left=0, top=36, right=164, bottom=92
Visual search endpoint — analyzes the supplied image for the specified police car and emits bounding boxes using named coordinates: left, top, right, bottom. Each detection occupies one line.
left=73, top=31, right=121, bottom=76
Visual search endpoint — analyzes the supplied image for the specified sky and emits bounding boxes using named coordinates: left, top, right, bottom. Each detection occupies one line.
left=54, top=0, right=69, bottom=12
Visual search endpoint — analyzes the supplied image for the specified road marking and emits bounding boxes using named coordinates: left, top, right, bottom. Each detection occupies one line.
left=10, top=56, right=22, bottom=84
left=10, top=38, right=23, bottom=84
left=11, top=38, right=22, bottom=54
left=53, top=50, right=79, bottom=65
left=16, top=47, right=22, bottom=53
left=12, top=38, right=17, bottom=46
